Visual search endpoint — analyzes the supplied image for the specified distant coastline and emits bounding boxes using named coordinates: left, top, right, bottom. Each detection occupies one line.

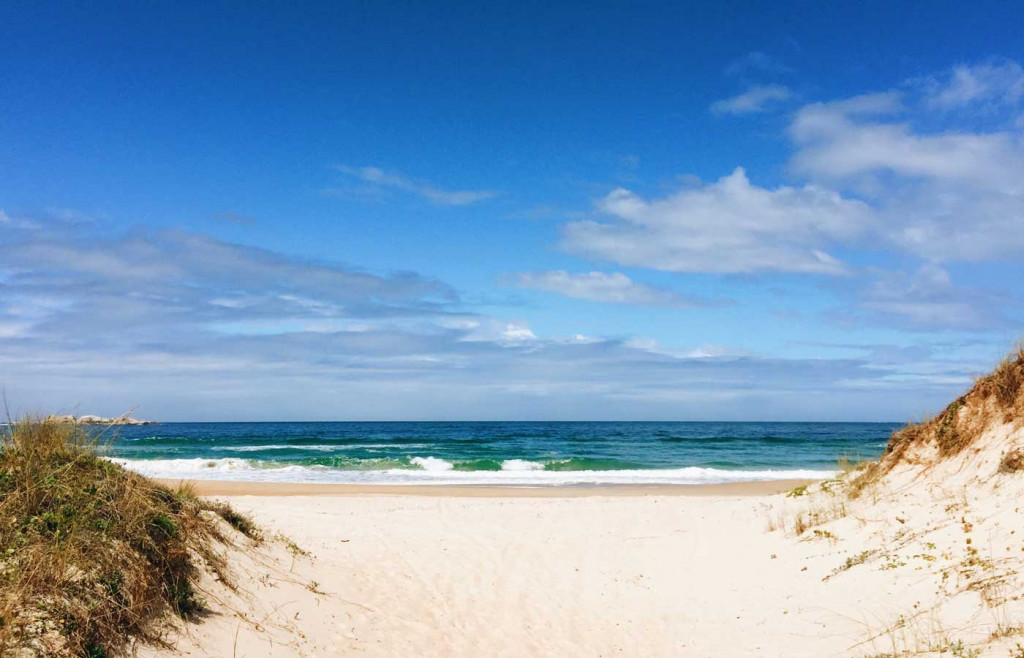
left=48, top=414, right=155, bottom=426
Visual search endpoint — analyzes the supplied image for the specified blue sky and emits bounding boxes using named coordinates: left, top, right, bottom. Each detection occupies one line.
left=2, top=1, right=1024, bottom=420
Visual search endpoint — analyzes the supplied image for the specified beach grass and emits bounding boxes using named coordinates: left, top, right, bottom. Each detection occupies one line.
left=0, top=417, right=256, bottom=657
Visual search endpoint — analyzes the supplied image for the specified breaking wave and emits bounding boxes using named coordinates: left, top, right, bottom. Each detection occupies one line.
left=109, top=456, right=834, bottom=486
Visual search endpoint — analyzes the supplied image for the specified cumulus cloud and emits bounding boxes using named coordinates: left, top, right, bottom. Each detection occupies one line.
left=573, top=64, right=1024, bottom=276
left=510, top=270, right=721, bottom=308
left=790, top=92, right=1024, bottom=194
left=561, top=167, right=873, bottom=274
left=710, top=84, right=792, bottom=115
left=333, top=165, right=499, bottom=206
left=789, top=86, right=1024, bottom=262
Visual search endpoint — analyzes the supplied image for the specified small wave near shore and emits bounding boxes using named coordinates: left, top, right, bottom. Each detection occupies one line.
left=109, top=456, right=833, bottom=485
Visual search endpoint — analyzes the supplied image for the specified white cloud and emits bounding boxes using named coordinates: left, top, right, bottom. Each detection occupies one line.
left=790, top=93, right=1024, bottom=194
left=710, top=84, right=792, bottom=115
left=511, top=270, right=716, bottom=308
left=457, top=317, right=538, bottom=345
left=851, top=264, right=1013, bottom=330
left=333, top=165, right=498, bottom=206
left=625, top=338, right=749, bottom=359
left=919, top=60, right=1024, bottom=109
left=788, top=85, right=1024, bottom=262
left=561, top=167, right=873, bottom=274
left=0, top=209, right=41, bottom=230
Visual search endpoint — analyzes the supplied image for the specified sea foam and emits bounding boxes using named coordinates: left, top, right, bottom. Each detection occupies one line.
left=500, top=459, right=545, bottom=471
left=221, top=443, right=430, bottom=452
left=110, top=456, right=834, bottom=486
left=409, top=456, right=455, bottom=471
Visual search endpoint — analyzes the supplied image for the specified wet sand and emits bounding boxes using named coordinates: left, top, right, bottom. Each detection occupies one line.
left=159, top=477, right=815, bottom=497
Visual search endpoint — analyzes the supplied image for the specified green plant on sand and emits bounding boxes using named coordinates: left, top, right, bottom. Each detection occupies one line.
left=0, top=417, right=259, bottom=657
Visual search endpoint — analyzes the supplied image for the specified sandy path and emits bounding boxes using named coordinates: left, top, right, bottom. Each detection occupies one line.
left=201, top=491, right=879, bottom=657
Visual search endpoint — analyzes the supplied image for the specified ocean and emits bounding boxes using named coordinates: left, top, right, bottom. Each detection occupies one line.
left=104, top=421, right=898, bottom=486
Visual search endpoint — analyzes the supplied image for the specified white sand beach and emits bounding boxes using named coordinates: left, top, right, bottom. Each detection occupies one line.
left=148, top=484, right=849, bottom=658
left=142, top=461, right=1024, bottom=658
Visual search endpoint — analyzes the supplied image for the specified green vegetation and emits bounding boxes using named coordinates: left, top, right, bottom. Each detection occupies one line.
left=838, top=550, right=876, bottom=574
left=785, top=484, right=808, bottom=498
left=0, top=417, right=258, bottom=656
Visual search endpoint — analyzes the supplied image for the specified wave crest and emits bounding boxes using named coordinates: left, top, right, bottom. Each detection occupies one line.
left=109, top=456, right=833, bottom=486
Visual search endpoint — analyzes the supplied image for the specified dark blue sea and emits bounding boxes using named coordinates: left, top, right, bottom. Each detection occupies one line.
left=105, top=421, right=898, bottom=485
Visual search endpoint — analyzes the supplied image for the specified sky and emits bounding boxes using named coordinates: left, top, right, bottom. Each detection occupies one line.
left=2, top=1, right=1024, bottom=421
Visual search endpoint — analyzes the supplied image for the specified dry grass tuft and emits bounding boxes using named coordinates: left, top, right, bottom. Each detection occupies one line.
left=934, top=396, right=969, bottom=456
left=976, top=348, right=1024, bottom=415
left=999, top=449, right=1024, bottom=474
left=845, top=460, right=882, bottom=499
left=199, top=499, right=262, bottom=542
left=0, top=417, right=258, bottom=657
left=793, top=512, right=809, bottom=535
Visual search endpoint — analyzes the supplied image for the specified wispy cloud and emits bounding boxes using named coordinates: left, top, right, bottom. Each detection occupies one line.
left=213, top=211, right=258, bottom=226
left=509, top=270, right=723, bottom=308
left=917, top=59, right=1024, bottom=109
left=333, top=165, right=499, bottom=206
left=725, top=51, right=793, bottom=77
left=848, top=264, right=1014, bottom=331
left=0, top=221, right=458, bottom=344
left=710, top=84, right=792, bottom=115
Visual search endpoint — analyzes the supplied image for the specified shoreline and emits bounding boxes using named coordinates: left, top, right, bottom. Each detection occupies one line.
left=158, top=477, right=814, bottom=497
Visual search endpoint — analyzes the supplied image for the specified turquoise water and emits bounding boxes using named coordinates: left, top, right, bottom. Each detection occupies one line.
left=106, top=421, right=897, bottom=485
